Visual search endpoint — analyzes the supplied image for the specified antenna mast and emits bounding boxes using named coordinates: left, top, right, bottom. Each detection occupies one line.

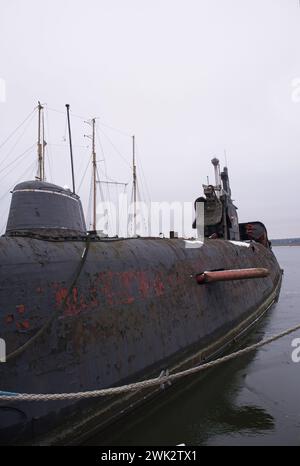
left=132, top=135, right=137, bottom=236
left=65, top=104, right=76, bottom=194
left=84, top=118, right=98, bottom=231
left=37, top=101, right=45, bottom=181
left=92, top=118, right=97, bottom=231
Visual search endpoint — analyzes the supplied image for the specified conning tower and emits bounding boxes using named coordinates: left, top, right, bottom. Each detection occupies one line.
left=193, top=158, right=240, bottom=240
left=5, top=181, right=86, bottom=237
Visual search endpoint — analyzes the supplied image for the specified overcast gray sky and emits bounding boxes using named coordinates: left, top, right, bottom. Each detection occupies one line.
left=0, top=0, right=300, bottom=238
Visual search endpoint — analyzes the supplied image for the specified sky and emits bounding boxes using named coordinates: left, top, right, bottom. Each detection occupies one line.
left=0, top=0, right=300, bottom=238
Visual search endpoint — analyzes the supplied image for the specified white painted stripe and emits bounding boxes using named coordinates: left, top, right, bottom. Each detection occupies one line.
left=13, top=188, right=79, bottom=202
left=229, top=240, right=251, bottom=247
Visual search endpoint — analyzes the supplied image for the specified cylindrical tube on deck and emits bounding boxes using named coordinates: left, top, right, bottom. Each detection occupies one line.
left=196, top=268, right=269, bottom=284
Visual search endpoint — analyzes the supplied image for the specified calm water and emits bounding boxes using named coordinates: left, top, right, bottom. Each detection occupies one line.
left=87, top=247, right=300, bottom=446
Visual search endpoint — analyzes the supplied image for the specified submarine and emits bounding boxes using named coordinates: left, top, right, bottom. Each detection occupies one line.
left=0, top=153, right=282, bottom=445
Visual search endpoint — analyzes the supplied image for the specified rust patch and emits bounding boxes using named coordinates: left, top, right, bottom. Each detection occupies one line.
left=154, top=273, right=165, bottom=296
left=16, top=320, right=30, bottom=330
left=20, top=320, right=30, bottom=329
left=96, top=271, right=114, bottom=306
left=119, top=271, right=135, bottom=304
left=55, top=288, right=68, bottom=307
left=52, top=267, right=189, bottom=319
left=16, top=304, right=25, bottom=314
left=138, top=271, right=150, bottom=298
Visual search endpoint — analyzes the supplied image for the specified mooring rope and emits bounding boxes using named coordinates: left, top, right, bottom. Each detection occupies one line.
left=1, top=322, right=300, bottom=402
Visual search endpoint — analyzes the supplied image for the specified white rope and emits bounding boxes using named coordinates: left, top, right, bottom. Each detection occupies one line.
left=1, top=322, right=299, bottom=402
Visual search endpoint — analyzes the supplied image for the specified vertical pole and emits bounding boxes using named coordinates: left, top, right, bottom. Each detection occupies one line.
left=65, top=104, right=76, bottom=194
left=132, top=135, right=137, bottom=236
left=92, top=118, right=96, bottom=231
left=41, top=110, right=46, bottom=181
left=37, top=101, right=43, bottom=181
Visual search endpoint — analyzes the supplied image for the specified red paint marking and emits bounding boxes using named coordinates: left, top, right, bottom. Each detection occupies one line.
left=20, top=320, right=30, bottom=330
left=120, top=271, right=136, bottom=305
left=16, top=304, right=25, bottom=314
left=97, top=271, right=114, bottom=306
left=16, top=320, right=30, bottom=330
left=138, top=271, right=150, bottom=298
left=89, top=287, right=99, bottom=307
left=56, top=285, right=94, bottom=317
left=154, top=274, right=165, bottom=296
left=55, top=288, right=68, bottom=307
left=122, top=296, right=135, bottom=304
left=53, top=265, right=192, bottom=319
left=72, top=287, right=78, bottom=304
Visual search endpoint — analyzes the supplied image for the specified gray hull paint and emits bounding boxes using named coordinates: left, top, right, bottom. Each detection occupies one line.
left=0, top=237, right=282, bottom=444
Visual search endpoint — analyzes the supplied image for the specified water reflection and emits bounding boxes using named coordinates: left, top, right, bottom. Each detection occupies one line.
left=218, top=405, right=274, bottom=431
left=86, top=324, right=275, bottom=446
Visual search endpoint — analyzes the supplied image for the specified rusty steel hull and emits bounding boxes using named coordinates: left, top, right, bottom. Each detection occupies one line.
left=0, top=237, right=282, bottom=444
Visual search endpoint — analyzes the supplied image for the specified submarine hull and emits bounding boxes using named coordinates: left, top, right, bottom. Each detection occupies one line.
left=0, top=237, right=282, bottom=444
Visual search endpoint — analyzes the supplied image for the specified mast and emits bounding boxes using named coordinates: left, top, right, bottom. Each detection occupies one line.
left=92, top=118, right=97, bottom=231
left=42, top=110, right=46, bottom=181
left=84, top=118, right=98, bottom=231
left=132, top=135, right=137, bottom=236
left=65, top=104, right=76, bottom=194
left=37, top=101, right=44, bottom=181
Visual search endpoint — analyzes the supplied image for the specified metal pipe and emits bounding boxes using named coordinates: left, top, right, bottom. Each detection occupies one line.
left=92, top=118, right=96, bottom=231
left=196, top=268, right=269, bottom=284
left=211, top=158, right=220, bottom=187
left=65, top=104, right=76, bottom=194
left=132, top=135, right=137, bottom=236
left=37, top=102, right=43, bottom=181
